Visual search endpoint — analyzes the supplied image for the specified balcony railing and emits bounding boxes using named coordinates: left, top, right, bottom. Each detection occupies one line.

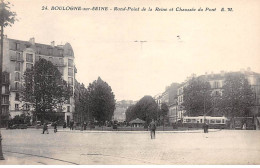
left=2, top=90, right=10, bottom=95
left=1, top=101, right=10, bottom=105
left=55, top=62, right=66, bottom=67
left=2, top=79, right=10, bottom=85
left=10, top=86, right=21, bottom=92
left=10, top=55, right=24, bottom=62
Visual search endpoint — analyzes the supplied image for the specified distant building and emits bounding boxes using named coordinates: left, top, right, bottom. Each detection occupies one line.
left=177, top=68, right=260, bottom=118
left=1, top=36, right=76, bottom=125
left=113, top=100, right=136, bottom=122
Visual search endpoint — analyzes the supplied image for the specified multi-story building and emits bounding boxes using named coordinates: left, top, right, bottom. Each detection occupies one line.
left=168, top=99, right=178, bottom=124
left=113, top=100, right=136, bottom=122
left=177, top=68, right=260, bottom=118
left=1, top=36, right=76, bottom=125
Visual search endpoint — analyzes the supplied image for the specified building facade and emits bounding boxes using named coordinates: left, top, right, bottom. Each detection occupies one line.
left=177, top=68, right=260, bottom=119
left=1, top=36, right=76, bottom=124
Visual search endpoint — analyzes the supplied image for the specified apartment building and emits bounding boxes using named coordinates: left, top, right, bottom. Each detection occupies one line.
left=1, top=36, right=76, bottom=125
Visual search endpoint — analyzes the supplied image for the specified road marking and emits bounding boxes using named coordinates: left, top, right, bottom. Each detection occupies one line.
left=4, top=150, right=79, bottom=165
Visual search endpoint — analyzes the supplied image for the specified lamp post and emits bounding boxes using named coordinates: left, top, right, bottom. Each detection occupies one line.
left=0, top=22, right=5, bottom=160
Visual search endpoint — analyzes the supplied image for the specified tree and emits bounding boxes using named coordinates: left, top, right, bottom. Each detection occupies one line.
left=125, top=105, right=136, bottom=122
left=182, top=77, right=212, bottom=116
left=125, top=96, right=158, bottom=125
left=22, top=59, right=71, bottom=122
left=160, top=102, right=169, bottom=129
left=0, top=0, right=17, bottom=160
left=74, top=83, right=89, bottom=123
left=87, top=77, right=116, bottom=125
left=219, top=73, right=255, bottom=118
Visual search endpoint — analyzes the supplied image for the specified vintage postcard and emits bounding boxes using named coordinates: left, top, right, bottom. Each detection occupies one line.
left=0, top=0, right=260, bottom=165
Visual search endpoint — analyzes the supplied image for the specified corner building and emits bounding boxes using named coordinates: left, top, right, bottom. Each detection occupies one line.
left=1, top=36, right=76, bottom=125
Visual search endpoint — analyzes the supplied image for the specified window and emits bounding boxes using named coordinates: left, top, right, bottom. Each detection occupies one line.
left=2, top=106, right=9, bottom=115
left=36, top=47, right=41, bottom=54
left=15, top=72, right=20, bottom=81
left=214, top=81, right=219, bottom=88
left=15, top=82, right=20, bottom=90
left=16, top=43, right=20, bottom=50
left=26, top=63, right=33, bottom=70
left=15, top=62, right=20, bottom=71
left=59, top=49, right=63, bottom=56
left=68, top=59, right=73, bottom=67
left=48, top=48, right=53, bottom=55
left=210, top=119, right=215, bottom=123
left=26, top=54, right=33, bottom=62
left=15, top=104, right=19, bottom=110
left=216, top=119, right=221, bottom=123
left=3, top=86, right=9, bottom=94
left=16, top=52, right=22, bottom=61
left=67, top=106, right=70, bottom=112
left=2, top=96, right=9, bottom=104
left=68, top=68, right=73, bottom=76
left=68, top=77, right=73, bottom=85
left=15, top=93, right=20, bottom=101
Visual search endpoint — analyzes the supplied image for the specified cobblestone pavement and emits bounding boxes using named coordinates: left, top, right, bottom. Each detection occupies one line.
left=0, top=129, right=260, bottom=165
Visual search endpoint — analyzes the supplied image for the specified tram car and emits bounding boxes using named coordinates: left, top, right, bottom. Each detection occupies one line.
left=182, top=116, right=228, bottom=129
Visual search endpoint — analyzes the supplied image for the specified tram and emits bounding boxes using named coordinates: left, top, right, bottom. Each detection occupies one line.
left=182, top=116, right=228, bottom=129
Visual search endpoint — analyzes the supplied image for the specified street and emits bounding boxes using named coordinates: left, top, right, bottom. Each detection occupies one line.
left=0, top=129, right=260, bottom=165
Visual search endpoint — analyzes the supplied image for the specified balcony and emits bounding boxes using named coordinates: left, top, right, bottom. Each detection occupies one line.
left=1, top=101, right=10, bottom=106
left=10, top=86, right=21, bottom=92
left=10, top=55, right=24, bottom=62
left=55, top=62, right=66, bottom=67
left=2, top=90, right=10, bottom=95
left=2, top=79, right=10, bottom=85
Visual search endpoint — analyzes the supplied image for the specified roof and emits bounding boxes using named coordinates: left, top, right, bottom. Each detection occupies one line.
left=129, top=118, right=145, bottom=124
left=7, top=38, right=74, bottom=58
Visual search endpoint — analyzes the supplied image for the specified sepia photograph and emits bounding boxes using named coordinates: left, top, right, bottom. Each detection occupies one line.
left=0, top=0, right=260, bottom=165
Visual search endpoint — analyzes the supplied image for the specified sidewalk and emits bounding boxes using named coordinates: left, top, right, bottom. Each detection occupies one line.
left=57, top=128, right=221, bottom=134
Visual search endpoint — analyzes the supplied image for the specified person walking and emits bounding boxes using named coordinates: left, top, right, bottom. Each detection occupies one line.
left=53, top=121, right=58, bottom=133
left=42, top=123, right=49, bottom=134
left=149, top=119, right=157, bottom=139
left=63, top=121, right=66, bottom=129
left=70, top=120, right=74, bottom=130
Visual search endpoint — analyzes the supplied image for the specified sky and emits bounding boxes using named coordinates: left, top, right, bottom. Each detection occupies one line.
left=4, top=0, right=260, bottom=101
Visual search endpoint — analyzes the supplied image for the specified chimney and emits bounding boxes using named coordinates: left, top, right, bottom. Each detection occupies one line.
left=51, top=41, right=55, bottom=47
left=29, top=37, right=35, bottom=45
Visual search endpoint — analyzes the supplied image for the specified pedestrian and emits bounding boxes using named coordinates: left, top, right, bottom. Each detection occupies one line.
left=42, top=123, right=49, bottom=134
left=205, top=122, right=209, bottom=133
left=149, top=119, right=156, bottom=139
left=70, top=120, right=74, bottom=130
left=203, top=123, right=206, bottom=133
left=53, top=121, right=58, bottom=133
left=63, top=121, right=66, bottom=129
left=83, top=121, right=87, bottom=130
